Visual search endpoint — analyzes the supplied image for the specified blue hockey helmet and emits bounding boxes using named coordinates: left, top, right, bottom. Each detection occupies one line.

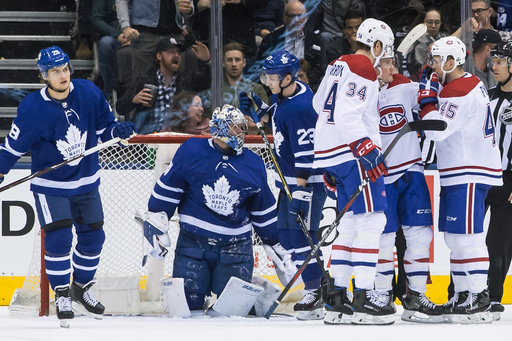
left=261, top=50, right=300, bottom=84
left=209, top=104, right=248, bottom=154
left=37, top=46, right=73, bottom=77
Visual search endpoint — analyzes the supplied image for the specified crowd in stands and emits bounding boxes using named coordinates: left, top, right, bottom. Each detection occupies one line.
left=60, top=0, right=512, bottom=135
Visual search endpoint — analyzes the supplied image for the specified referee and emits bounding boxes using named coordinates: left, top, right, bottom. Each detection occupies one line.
left=487, top=41, right=512, bottom=321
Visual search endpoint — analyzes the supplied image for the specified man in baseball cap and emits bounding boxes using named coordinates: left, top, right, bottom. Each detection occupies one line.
left=465, top=29, right=502, bottom=88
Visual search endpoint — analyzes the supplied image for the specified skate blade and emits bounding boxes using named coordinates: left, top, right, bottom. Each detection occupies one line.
left=491, top=311, right=502, bottom=321
left=295, top=307, right=325, bottom=321
left=401, top=310, right=444, bottom=324
left=324, top=311, right=352, bottom=325
left=450, top=312, right=493, bottom=324
left=351, top=312, right=395, bottom=325
left=59, top=320, right=71, bottom=328
left=72, top=301, right=103, bottom=320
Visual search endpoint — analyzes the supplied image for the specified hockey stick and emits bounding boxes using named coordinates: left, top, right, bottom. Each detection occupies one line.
left=0, top=137, right=123, bottom=194
left=246, top=101, right=332, bottom=286
left=263, top=119, right=447, bottom=319
left=397, top=24, right=427, bottom=54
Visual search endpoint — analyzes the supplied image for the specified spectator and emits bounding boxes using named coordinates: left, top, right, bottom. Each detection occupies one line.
left=472, top=0, right=494, bottom=31
left=75, top=0, right=94, bottom=60
left=324, top=11, right=363, bottom=69
left=115, top=36, right=211, bottom=133
left=316, top=0, right=365, bottom=70
left=298, top=58, right=311, bottom=85
left=407, top=7, right=450, bottom=81
left=162, top=91, right=210, bottom=134
left=200, top=42, right=269, bottom=134
left=253, top=0, right=285, bottom=46
left=116, top=0, right=195, bottom=81
left=496, top=0, right=512, bottom=32
left=91, top=0, right=130, bottom=101
left=464, top=29, right=502, bottom=89
left=256, top=0, right=322, bottom=88
left=193, top=0, right=268, bottom=60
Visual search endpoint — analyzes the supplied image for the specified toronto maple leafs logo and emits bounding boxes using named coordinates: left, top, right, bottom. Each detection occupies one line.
left=202, top=176, right=240, bottom=216
left=56, top=124, right=87, bottom=166
left=274, top=131, right=284, bottom=157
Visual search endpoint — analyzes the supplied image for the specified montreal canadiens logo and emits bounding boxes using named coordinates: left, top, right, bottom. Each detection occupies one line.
left=379, top=104, right=406, bottom=134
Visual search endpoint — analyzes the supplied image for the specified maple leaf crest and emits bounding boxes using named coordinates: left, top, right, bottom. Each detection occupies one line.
left=56, top=124, right=87, bottom=166
left=202, top=175, right=240, bottom=216
left=274, top=131, right=284, bottom=157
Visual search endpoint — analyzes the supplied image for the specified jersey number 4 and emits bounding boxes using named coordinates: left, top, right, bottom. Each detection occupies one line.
left=484, top=105, right=496, bottom=146
left=324, top=81, right=367, bottom=124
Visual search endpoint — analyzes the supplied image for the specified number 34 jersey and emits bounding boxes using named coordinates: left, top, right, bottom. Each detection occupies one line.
left=312, top=54, right=382, bottom=169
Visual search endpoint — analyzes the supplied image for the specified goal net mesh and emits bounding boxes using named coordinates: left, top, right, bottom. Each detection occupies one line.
left=9, top=134, right=303, bottom=316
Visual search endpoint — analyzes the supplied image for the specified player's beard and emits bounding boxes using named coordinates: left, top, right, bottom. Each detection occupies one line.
left=162, top=56, right=181, bottom=73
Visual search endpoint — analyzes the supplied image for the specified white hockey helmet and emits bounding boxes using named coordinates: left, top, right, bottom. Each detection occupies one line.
left=356, top=18, right=394, bottom=67
left=209, top=104, right=248, bottom=154
left=429, top=36, right=467, bottom=67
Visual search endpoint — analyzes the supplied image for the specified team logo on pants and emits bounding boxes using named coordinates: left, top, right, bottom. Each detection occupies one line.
left=379, top=104, right=406, bottom=134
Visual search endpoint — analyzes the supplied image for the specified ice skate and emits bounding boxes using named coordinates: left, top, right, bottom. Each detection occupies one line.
left=450, top=290, right=492, bottom=324
left=351, top=289, right=395, bottom=325
left=401, top=289, right=443, bottom=323
left=323, top=286, right=353, bottom=325
left=71, top=279, right=105, bottom=319
left=294, top=288, right=325, bottom=320
left=489, top=301, right=505, bottom=321
left=442, top=291, right=468, bottom=323
left=54, top=285, right=74, bottom=328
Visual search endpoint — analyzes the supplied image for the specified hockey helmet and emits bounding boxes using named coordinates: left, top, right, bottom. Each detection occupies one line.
left=37, top=46, right=73, bottom=78
left=491, top=41, right=512, bottom=64
left=429, top=36, right=466, bottom=67
left=356, top=18, right=394, bottom=66
left=260, top=50, right=300, bottom=84
left=210, top=104, right=248, bottom=154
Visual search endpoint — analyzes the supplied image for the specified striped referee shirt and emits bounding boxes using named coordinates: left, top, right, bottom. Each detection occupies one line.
left=488, top=85, right=512, bottom=171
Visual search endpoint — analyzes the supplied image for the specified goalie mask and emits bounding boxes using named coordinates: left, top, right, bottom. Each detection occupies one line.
left=210, top=104, right=248, bottom=154
left=37, top=46, right=74, bottom=79
left=356, top=18, right=394, bottom=67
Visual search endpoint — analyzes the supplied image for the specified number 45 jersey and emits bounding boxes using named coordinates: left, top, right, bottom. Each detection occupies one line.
left=312, top=54, right=382, bottom=169
left=421, top=73, right=502, bottom=187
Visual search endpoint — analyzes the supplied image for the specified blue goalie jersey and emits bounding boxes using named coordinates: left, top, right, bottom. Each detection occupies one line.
left=148, top=138, right=278, bottom=243
left=0, top=79, right=120, bottom=196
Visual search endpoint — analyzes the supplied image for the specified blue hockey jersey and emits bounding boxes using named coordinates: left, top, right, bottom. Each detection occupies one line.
left=0, top=79, right=120, bottom=196
left=269, top=81, right=324, bottom=190
left=148, top=138, right=278, bottom=243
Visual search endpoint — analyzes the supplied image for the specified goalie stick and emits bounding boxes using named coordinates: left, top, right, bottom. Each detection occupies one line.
left=247, top=100, right=332, bottom=286
left=0, top=137, right=124, bottom=193
left=263, top=119, right=448, bottom=319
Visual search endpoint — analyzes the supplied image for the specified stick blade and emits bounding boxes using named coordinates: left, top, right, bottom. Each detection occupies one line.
left=409, top=119, right=447, bottom=132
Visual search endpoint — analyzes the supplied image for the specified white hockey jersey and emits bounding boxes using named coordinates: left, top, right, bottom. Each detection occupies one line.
left=422, top=73, right=502, bottom=187
left=313, top=54, right=382, bottom=168
left=379, top=74, right=424, bottom=184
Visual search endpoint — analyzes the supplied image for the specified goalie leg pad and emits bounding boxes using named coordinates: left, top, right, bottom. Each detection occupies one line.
left=212, top=277, right=263, bottom=316
left=160, top=277, right=191, bottom=317
left=251, top=276, right=281, bottom=317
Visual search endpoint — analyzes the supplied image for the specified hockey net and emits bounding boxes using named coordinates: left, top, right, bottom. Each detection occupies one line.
left=9, top=133, right=303, bottom=316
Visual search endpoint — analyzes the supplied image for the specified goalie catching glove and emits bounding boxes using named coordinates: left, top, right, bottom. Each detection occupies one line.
left=134, top=209, right=171, bottom=266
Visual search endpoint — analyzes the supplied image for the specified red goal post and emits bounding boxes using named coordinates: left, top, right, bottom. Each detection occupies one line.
left=10, top=133, right=305, bottom=317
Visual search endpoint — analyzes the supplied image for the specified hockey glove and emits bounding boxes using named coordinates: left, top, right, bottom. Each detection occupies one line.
left=262, top=243, right=296, bottom=286
left=349, top=137, right=388, bottom=182
left=134, top=209, right=171, bottom=266
left=418, top=66, right=439, bottom=109
left=323, top=171, right=337, bottom=201
left=239, top=91, right=269, bottom=122
left=289, top=185, right=312, bottom=229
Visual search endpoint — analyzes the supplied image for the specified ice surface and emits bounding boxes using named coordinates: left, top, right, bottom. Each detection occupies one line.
left=1, top=305, right=511, bottom=341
